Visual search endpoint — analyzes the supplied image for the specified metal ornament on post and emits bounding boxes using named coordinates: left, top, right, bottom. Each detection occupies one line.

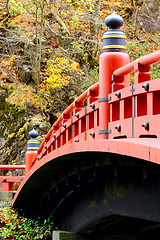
left=25, top=129, right=40, bottom=175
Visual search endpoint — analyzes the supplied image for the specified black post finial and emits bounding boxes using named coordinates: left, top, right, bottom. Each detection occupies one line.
left=27, top=129, right=40, bottom=151
left=29, top=128, right=38, bottom=138
left=102, top=11, right=126, bottom=53
left=105, top=11, right=124, bottom=29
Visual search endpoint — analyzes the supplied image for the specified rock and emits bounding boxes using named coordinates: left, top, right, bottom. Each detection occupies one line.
left=0, top=138, right=6, bottom=148
left=139, top=38, right=145, bottom=43
left=39, top=122, right=51, bottom=135
left=70, top=90, right=75, bottom=96
left=27, top=80, right=35, bottom=88
left=133, top=0, right=160, bottom=32
left=26, top=101, right=37, bottom=111
left=30, top=114, right=43, bottom=124
left=29, top=114, right=51, bottom=135
left=18, top=65, right=33, bottom=84
left=0, top=191, right=13, bottom=207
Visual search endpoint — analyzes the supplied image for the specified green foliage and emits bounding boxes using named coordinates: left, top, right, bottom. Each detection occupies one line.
left=80, top=67, right=99, bottom=90
left=150, top=63, right=160, bottom=80
left=0, top=207, right=53, bottom=240
left=126, top=32, right=160, bottom=83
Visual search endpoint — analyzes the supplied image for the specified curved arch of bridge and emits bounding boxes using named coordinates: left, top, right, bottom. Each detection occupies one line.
left=13, top=138, right=160, bottom=235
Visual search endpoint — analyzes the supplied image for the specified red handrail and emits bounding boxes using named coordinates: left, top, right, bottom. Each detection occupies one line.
left=36, top=81, right=99, bottom=157
left=140, top=50, right=160, bottom=66
left=0, top=166, right=25, bottom=191
left=113, top=50, right=160, bottom=79
left=0, top=165, right=25, bottom=170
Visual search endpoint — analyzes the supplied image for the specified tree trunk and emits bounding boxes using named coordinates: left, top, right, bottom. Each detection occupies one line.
left=5, top=0, right=10, bottom=15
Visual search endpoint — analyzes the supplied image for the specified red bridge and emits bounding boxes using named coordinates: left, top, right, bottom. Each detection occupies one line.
left=2, top=12, right=160, bottom=239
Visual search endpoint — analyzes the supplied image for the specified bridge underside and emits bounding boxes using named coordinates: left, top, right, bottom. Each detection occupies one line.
left=13, top=141, right=160, bottom=239
left=78, top=215, right=160, bottom=240
left=54, top=158, right=160, bottom=239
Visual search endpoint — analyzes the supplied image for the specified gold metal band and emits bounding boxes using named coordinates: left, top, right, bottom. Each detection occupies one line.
left=102, top=35, right=126, bottom=39
left=103, top=45, right=126, bottom=50
left=27, top=147, right=39, bottom=150
left=28, top=142, right=40, bottom=144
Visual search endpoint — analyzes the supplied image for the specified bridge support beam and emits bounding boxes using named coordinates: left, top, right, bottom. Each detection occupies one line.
left=52, top=231, right=85, bottom=240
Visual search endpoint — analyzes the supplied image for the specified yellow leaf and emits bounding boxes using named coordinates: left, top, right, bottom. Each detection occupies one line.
left=8, top=132, right=16, bottom=139
left=6, top=149, right=12, bottom=156
left=20, top=134, right=24, bottom=140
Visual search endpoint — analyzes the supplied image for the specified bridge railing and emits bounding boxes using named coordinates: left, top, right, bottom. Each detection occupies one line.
left=113, top=50, right=160, bottom=80
left=30, top=50, right=160, bottom=167
left=0, top=165, right=25, bottom=191
left=32, top=81, right=99, bottom=165
left=109, top=50, right=160, bottom=139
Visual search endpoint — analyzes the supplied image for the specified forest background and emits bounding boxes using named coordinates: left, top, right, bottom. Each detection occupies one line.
left=0, top=0, right=160, bottom=174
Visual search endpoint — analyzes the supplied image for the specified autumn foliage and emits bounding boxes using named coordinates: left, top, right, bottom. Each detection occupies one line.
left=1, top=0, right=159, bottom=98
left=40, top=57, right=84, bottom=93
left=0, top=0, right=133, bottom=94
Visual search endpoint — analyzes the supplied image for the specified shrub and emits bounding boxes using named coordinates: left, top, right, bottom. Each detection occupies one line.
left=0, top=207, right=53, bottom=240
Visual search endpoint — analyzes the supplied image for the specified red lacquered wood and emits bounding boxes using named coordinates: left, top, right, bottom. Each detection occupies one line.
left=139, top=50, right=160, bottom=66
left=0, top=165, right=25, bottom=169
left=99, top=52, right=130, bottom=139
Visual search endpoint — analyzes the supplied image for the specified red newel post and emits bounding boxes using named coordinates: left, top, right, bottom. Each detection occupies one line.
left=99, top=11, right=130, bottom=139
left=25, top=129, right=40, bottom=175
